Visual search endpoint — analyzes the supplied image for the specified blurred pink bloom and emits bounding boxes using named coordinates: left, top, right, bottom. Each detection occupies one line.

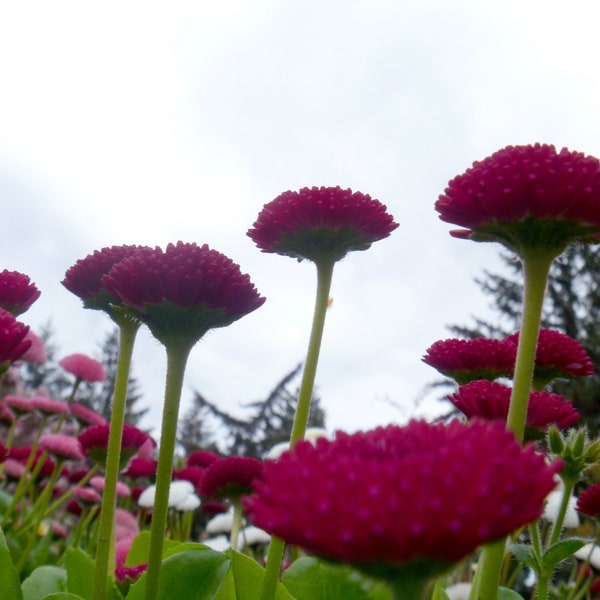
left=73, top=486, right=102, bottom=505
left=90, top=475, right=131, bottom=498
left=31, top=396, right=69, bottom=416
left=69, top=402, right=108, bottom=427
left=199, top=456, right=263, bottom=501
left=39, top=433, right=85, bottom=461
left=20, top=331, right=47, bottom=364
left=59, top=354, right=106, bottom=383
left=186, top=450, right=219, bottom=468
left=4, top=395, right=35, bottom=415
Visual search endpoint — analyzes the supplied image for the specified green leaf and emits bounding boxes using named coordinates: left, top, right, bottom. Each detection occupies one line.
left=125, top=531, right=211, bottom=567
left=0, top=526, right=23, bottom=600
left=282, top=557, right=391, bottom=600
left=64, top=547, right=122, bottom=600
left=542, top=537, right=590, bottom=570
left=508, top=543, right=540, bottom=572
left=227, top=550, right=296, bottom=600
left=22, top=566, right=67, bottom=600
left=41, top=594, right=86, bottom=600
left=497, top=587, right=526, bottom=600
left=127, top=548, right=231, bottom=600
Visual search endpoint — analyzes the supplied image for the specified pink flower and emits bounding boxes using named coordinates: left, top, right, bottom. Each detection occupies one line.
left=39, top=433, right=85, bottom=461
left=4, top=395, right=35, bottom=415
left=248, top=186, right=398, bottom=262
left=435, top=144, right=600, bottom=253
left=62, top=245, right=150, bottom=314
left=31, top=396, right=69, bottom=416
left=577, top=482, right=600, bottom=517
left=20, top=331, right=47, bottom=364
left=73, top=486, right=102, bottom=506
left=102, top=242, right=265, bottom=346
left=90, top=475, right=131, bottom=498
left=0, top=270, right=40, bottom=316
left=0, top=402, right=15, bottom=426
left=59, top=354, right=107, bottom=383
left=245, top=420, right=561, bottom=572
left=69, top=402, right=108, bottom=427
left=173, top=466, right=205, bottom=487
left=506, top=329, right=594, bottom=383
left=422, top=338, right=517, bottom=384
left=448, top=380, right=579, bottom=431
left=0, top=309, right=31, bottom=368
left=198, top=456, right=263, bottom=500
left=78, top=424, right=150, bottom=470
left=186, top=450, right=220, bottom=468
left=0, top=440, right=7, bottom=464
left=122, top=456, right=157, bottom=479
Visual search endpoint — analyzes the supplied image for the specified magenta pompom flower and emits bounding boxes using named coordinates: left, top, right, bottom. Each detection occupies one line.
left=0, top=309, right=31, bottom=371
left=62, top=245, right=149, bottom=316
left=199, top=456, right=263, bottom=501
left=248, top=186, right=398, bottom=263
left=435, top=144, right=600, bottom=254
left=59, top=353, right=107, bottom=383
left=102, top=242, right=265, bottom=347
left=577, top=482, right=600, bottom=517
left=20, top=331, right=47, bottom=364
left=78, top=424, right=150, bottom=470
left=448, top=380, right=579, bottom=431
left=246, top=420, right=561, bottom=581
left=506, top=328, right=594, bottom=386
left=39, top=433, right=85, bottom=461
left=0, top=270, right=40, bottom=316
left=422, top=338, right=517, bottom=384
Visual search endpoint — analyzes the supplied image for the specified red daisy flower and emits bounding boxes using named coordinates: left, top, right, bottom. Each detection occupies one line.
left=0, top=440, right=7, bottom=464
left=20, top=331, right=47, bottom=364
left=0, top=402, right=15, bottom=426
left=248, top=186, right=398, bottom=263
left=102, top=242, right=265, bottom=346
left=435, top=144, right=600, bottom=254
left=186, top=450, right=220, bottom=468
left=173, top=466, right=205, bottom=488
left=4, top=395, right=35, bottom=415
left=0, top=270, right=40, bottom=316
left=0, top=309, right=31, bottom=369
left=78, top=424, right=150, bottom=470
left=422, top=338, right=517, bottom=384
left=122, top=456, right=157, bottom=479
left=69, top=402, right=108, bottom=427
left=199, top=456, right=263, bottom=500
left=577, top=482, right=600, bottom=517
left=59, top=354, right=107, bottom=383
left=31, top=396, right=69, bottom=416
left=62, top=245, right=150, bottom=314
left=245, top=420, right=561, bottom=577
left=506, top=329, right=594, bottom=384
left=448, top=380, right=579, bottom=430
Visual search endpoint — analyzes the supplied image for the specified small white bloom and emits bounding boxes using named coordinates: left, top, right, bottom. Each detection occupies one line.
left=174, top=493, right=201, bottom=512
left=265, top=441, right=289, bottom=460
left=168, top=480, right=195, bottom=508
left=241, top=525, right=270, bottom=546
left=265, top=429, right=332, bottom=460
left=543, top=487, right=579, bottom=528
left=137, top=485, right=157, bottom=509
left=575, top=544, right=600, bottom=570
left=445, top=583, right=472, bottom=600
left=202, top=535, right=230, bottom=552
left=206, top=511, right=234, bottom=535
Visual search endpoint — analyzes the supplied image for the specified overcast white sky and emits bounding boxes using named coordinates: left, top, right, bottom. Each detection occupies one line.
left=2, top=1, right=600, bottom=440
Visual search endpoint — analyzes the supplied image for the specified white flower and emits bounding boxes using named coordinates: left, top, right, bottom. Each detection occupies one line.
left=136, top=480, right=199, bottom=512
left=202, top=535, right=230, bottom=552
left=575, top=544, right=600, bottom=570
left=168, top=480, right=195, bottom=508
left=241, top=525, right=270, bottom=546
left=265, top=428, right=332, bottom=460
left=137, top=485, right=156, bottom=509
left=174, top=492, right=201, bottom=512
left=445, top=583, right=472, bottom=600
left=206, top=511, right=234, bottom=535
left=543, top=486, right=579, bottom=528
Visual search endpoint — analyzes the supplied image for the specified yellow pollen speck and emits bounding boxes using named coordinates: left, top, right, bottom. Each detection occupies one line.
left=327, top=298, right=334, bottom=308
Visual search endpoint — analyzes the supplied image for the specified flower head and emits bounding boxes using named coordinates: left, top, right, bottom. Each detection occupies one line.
left=0, top=270, right=40, bottom=316
left=102, top=242, right=265, bottom=347
left=448, top=380, right=579, bottom=431
left=0, top=309, right=31, bottom=371
left=39, top=433, right=85, bottom=461
left=248, top=186, right=398, bottom=263
left=422, top=338, right=517, bottom=384
left=78, top=424, right=150, bottom=470
left=59, top=354, right=107, bottom=383
left=245, top=420, right=561, bottom=575
left=20, top=331, right=47, bottom=364
left=435, top=144, right=600, bottom=255
left=506, top=328, right=594, bottom=385
left=577, top=482, right=600, bottom=517
left=186, top=450, right=219, bottom=468
left=69, top=402, right=108, bottom=427
left=62, top=245, right=149, bottom=315
left=199, top=456, right=263, bottom=501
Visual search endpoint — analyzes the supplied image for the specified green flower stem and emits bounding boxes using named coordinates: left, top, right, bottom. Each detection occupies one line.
left=230, top=499, right=244, bottom=551
left=91, top=318, right=139, bottom=600
left=260, top=258, right=336, bottom=600
left=387, top=576, right=429, bottom=600
left=144, top=341, right=192, bottom=600
left=41, top=464, right=100, bottom=520
left=548, top=480, right=575, bottom=547
left=476, top=250, right=556, bottom=600
left=289, top=258, right=335, bottom=447
left=505, top=251, right=555, bottom=443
